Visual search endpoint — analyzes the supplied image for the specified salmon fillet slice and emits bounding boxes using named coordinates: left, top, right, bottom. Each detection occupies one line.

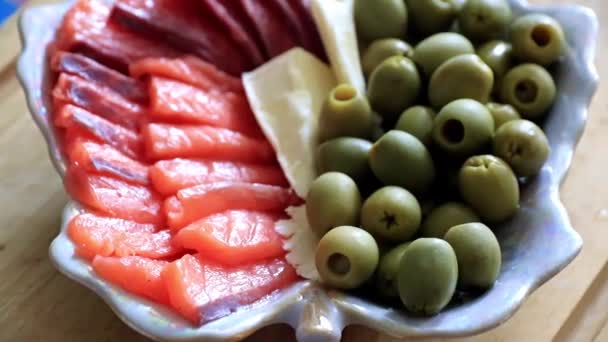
left=111, top=0, right=248, bottom=75
left=164, top=182, right=300, bottom=231
left=66, top=139, right=149, bottom=186
left=142, top=123, right=275, bottom=163
left=148, top=77, right=262, bottom=137
left=162, top=254, right=298, bottom=324
left=93, top=256, right=171, bottom=305
left=54, top=0, right=181, bottom=73
left=149, top=158, right=288, bottom=196
left=51, top=52, right=148, bottom=104
left=173, top=210, right=284, bottom=266
left=129, top=55, right=244, bottom=94
left=65, top=165, right=164, bottom=225
left=55, top=105, right=143, bottom=160
left=53, top=73, right=146, bottom=131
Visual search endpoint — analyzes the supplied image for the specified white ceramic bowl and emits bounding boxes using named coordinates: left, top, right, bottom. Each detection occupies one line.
left=17, top=1, right=598, bottom=341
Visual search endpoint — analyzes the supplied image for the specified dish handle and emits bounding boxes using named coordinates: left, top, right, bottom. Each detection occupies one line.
left=292, top=285, right=344, bottom=342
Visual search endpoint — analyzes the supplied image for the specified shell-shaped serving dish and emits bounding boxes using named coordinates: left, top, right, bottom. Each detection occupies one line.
left=17, top=1, right=598, bottom=341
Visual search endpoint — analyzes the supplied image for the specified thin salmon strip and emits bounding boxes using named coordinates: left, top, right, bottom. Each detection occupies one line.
left=54, top=0, right=181, bottom=73
left=239, top=0, right=297, bottom=57
left=199, top=0, right=266, bottom=65
left=148, top=77, right=261, bottom=136
left=53, top=74, right=146, bottom=131
left=55, top=105, right=143, bottom=160
left=93, top=256, right=170, bottom=305
left=142, top=123, right=275, bottom=163
left=162, top=254, right=298, bottom=324
left=164, top=182, right=301, bottom=230
left=66, top=140, right=149, bottom=186
left=173, top=210, right=284, bottom=265
left=149, top=158, right=288, bottom=196
left=111, top=0, right=249, bottom=75
left=129, top=56, right=244, bottom=94
left=51, top=52, right=148, bottom=104
left=65, top=165, right=164, bottom=225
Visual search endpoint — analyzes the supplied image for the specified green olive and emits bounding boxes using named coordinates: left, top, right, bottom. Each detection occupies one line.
left=420, top=202, right=480, bottom=238
left=306, top=172, right=362, bottom=236
left=486, top=102, right=521, bottom=129
left=369, top=130, right=436, bottom=194
left=458, top=0, right=512, bottom=42
left=413, top=32, right=474, bottom=76
left=355, top=0, right=408, bottom=41
left=316, top=226, right=379, bottom=289
left=500, top=63, right=556, bottom=119
left=317, top=137, right=373, bottom=181
left=318, top=84, right=374, bottom=142
left=376, top=242, right=411, bottom=298
left=444, top=223, right=501, bottom=289
left=459, top=155, right=519, bottom=223
left=476, top=40, right=514, bottom=94
left=428, top=54, right=494, bottom=109
left=361, top=186, right=422, bottom=242
left=395, top=106, right=436, bottom=146
left=405, top=0, right=459, bottom=36
left=368, top=56, right=422, bottom=121
left=398, top=238, right=458, bottom=315
left=432, top=99, right=495, bottom=158
left=493, top=119, right=550, bottom=177
left=362, top=38, right=413, bottom=77
left=510, top=13, right=567, bottom=66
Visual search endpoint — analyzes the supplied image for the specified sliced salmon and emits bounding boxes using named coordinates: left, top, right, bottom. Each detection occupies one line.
left=53, top=74, right=146, bottom=131
left=55, top=105, right=143, bottom=160
left=149, top=158, right=288, bottom=196
left=173, top=210, right=284, bottom=265
left=111, top=0, right=249, bottom=75
left=54, top=0, right=181, bottom=73
left=129, top=55, right=244, bottom=94
left=93, top=256, right=170, bottom=305
left=239, top=0, right=297, bottom=57
left=199, top=0, right=265, bottom=66
left=142, top=123, right=275, bottom=163
left=65, top=165, right=163, bottom=225
left=67, top=140, right=149, bottom=185
left=164, top=182, right=300, bottom=230
left=51, top=52, right=148, bottom=104
left=162, top=254, right=298, bottom=324
left=148, top=77, right=261, bottom=137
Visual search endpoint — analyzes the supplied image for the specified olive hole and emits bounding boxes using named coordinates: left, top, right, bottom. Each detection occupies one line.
left=515, top=79, right=538, bottom=104
left=328, top=253, right=351, bottom=275
left=441, top=119, right=465, bottom=144
left=333, top=85, right=357, bottom=102
left=531, top=25, right=552, bottom=47
left=476, top=14, right=485, bottom=23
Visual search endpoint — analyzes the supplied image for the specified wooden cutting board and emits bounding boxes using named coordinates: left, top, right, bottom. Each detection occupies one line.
left=0, top=1, right=606, bottom=341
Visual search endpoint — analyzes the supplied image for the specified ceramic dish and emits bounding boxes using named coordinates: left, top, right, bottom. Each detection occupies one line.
left=17, top=1, right=598, bottom=341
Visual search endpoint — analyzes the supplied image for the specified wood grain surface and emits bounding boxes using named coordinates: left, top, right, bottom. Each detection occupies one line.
left=0, top=1, right=606, bottom=341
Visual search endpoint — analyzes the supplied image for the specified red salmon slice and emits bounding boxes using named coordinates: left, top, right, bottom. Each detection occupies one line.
left=111, top=0, right=248, bottom=75
left=53, top=73, right=146, bottom=131
left=149, top=158, right=288, bottom=196
left=164, top=182, right=300, bottom=230
left=148, top=77, right=261, bottom=137
left=66, top=139, right=149, bottom=186
left=54, top=0, right=181, bottom=73
left=199, top=0, right=266, bottom=65
left=173, top=210, right=284, bottom=266
left=239, top=0, right=297, bottom=57
left=51, top=52, right=148, bottom=104
left=65, top=165, right=164, bottom=225
left=162, top=254, right=298, bottom=324
left=55, top=105, right=143, bottom=160
left=93, top=256, right=170, bottom=305
left=142, top=123, right=275, bottom=163
left=129, top=56, right=244, bottom=94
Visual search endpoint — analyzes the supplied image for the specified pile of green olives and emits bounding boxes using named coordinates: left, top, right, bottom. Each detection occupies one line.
left=309, top=0, right=564, bottom=316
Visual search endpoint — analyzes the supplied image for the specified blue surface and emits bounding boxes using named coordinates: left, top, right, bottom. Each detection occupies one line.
left=0, top=1, right=19, bottom=25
